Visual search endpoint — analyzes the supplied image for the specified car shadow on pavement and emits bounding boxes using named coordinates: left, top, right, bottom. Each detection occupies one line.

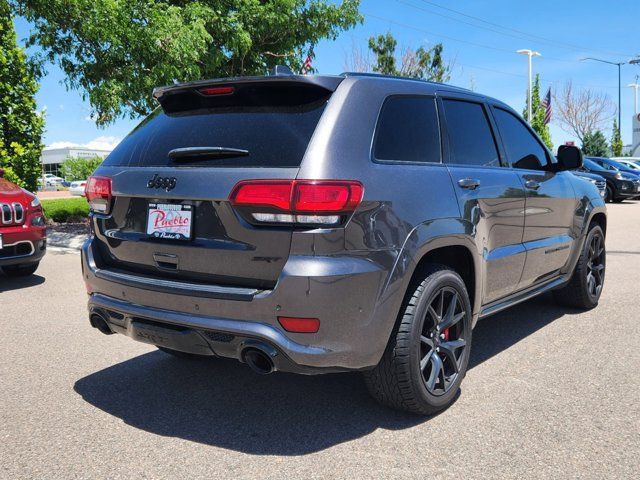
left=0, top=273, right=45, bottom=292
left=469, top=292, right=570, bottom=369
left=74, top=292, right=569, bottom=455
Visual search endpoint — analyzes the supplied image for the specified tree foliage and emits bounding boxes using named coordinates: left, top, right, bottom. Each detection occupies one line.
left=0, top=0, right=44, bottom=192
left=610, top=118, right=623, bottom=157
left=60, top=156, right=103, bottom=181
left=15, top=0, right=362, bottom=126
left=366, top=32, right=451, bottom=82
left=523, top=74, right=552, bottom=150
left=582, top=130, right=610, bottom=157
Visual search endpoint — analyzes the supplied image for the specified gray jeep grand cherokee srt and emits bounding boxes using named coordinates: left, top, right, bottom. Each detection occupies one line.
left=82, top=73, right=606, bottom=414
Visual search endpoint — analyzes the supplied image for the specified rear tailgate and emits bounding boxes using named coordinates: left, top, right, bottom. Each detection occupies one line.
left=92, top=77, right=340, bottom=289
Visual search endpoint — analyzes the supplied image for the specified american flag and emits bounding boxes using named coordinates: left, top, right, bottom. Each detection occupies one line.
left=541, top=87, right=552, bottom=125
left=300, top=45, right=314, bottom=75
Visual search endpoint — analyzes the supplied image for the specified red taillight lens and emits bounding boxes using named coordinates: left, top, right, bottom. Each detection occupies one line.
left=85, top=176, right=112, bottom=213
left=278, top=316, right=320, bottom=333
left=230, top=180, right=293, bottom=211
left=294, top=181, right=364, bottom=213
left=229, top=180, right=363, bottom=226
left=198, top=86, right=235, bottom=96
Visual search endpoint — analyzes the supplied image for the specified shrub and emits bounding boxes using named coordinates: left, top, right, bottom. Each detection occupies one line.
left=41, top=197, right=89, bottom=222
left=60, top=156, right=103, bottom=181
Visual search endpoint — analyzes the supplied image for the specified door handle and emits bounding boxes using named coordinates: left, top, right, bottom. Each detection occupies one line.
left=457, top=178, right=481, bottom=190
left=525, top=179, right=541, bottom=190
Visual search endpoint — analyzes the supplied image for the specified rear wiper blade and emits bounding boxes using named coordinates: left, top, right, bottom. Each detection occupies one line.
left=168, top=147, right=249, bottom=161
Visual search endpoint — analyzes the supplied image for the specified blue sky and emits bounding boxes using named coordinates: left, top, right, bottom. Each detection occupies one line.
left=13, top=0, right=640, bottom=151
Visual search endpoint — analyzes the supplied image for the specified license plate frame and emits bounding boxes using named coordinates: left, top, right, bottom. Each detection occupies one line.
left=146, top=203, right=193, bottom=241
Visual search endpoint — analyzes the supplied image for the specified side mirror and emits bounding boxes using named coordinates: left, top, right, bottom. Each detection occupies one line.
left=556, top=145, right=583, bottom=171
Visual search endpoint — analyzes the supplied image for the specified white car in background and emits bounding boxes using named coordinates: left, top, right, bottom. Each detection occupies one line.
left=610, top=157, right=640, bottom=171
left=69, top=180, right=88, bottom=196
left=44, top=173, right=64, bottom=186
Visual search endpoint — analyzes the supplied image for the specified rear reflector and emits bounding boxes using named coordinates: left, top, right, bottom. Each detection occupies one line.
left=198, top=86, right=235, bottom=96
left=229, top=179, right=363, bottom=226
left=278, top=316, right=320, bottom=333
left=85, top=176, right=112, bottom=213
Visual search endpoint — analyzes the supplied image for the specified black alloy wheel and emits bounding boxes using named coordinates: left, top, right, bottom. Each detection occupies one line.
left=585, top=230, right=605, bottom=301
left=419, top=287, right=468, bottom=395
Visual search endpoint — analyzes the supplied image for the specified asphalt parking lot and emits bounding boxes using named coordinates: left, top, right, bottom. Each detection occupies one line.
left=1, top=202, right=639, bottom=479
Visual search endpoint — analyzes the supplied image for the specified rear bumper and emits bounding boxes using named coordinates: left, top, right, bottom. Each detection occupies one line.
left=0, top=225, right=47, bottom=267
left=82, top=237, right=390, bottom=373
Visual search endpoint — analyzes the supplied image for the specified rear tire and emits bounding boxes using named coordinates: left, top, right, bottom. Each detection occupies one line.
left=364, top=264, right=472, bottom=415
left=157, top=346, right=211, bottom=360
left=1, top=262, right=40, bottom=277
left=553, top=223, right=605, bottom=309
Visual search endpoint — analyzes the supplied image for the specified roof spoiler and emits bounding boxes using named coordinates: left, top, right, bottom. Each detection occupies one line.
left=152, top=74, right=344, bottom=107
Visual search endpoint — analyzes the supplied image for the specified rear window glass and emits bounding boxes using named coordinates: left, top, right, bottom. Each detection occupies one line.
left=103, top=84, right=330, bottom=168
left=373, top=96, right=441, bottom=163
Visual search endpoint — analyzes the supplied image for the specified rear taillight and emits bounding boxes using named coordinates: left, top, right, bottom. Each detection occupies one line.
left=229, top=180, right=363, bottom=226
left=85, top=176, right=112, bottom=213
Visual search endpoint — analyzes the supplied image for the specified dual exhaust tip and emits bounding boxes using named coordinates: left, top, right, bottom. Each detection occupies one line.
left=90, top=312, right=113, bottom=335
left=90, top=310, right=276, bottom=374
left=242, top=346, right=276, bottom=375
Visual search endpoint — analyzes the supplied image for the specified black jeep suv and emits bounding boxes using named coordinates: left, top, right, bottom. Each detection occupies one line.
left=82, top=73, right=607, bottom=414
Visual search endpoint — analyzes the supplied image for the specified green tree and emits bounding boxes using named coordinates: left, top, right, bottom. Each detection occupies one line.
left=0, top=0, right=44, bottom=192
left=582, top=130, right=610, bottom=157
left=15, top=0, right=362, bottom=126
left=610, top=118, right=623, bottom=156
left=368, top=32, right=450, bottom=82
left=523, top=74, right=553, bottom=150
left=369, top=33, right=397, bottom=75
left=59, top=156, right=103, bottom=181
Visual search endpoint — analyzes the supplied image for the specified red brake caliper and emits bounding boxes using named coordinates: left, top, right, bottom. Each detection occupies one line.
left=441, top=327, right=451, bottom=342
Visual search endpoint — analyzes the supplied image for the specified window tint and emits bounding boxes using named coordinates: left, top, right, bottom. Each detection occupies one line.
left=103, top=85, right=330, bottom=168
left=373, top=96, right=441, bottom=163
left=442, top=99, right=500, bottom=167
left=493, top=108, right=549, bottom=170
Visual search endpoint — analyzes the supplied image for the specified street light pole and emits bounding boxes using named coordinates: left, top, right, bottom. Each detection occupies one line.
left=581, top=57, right=625, bottom=132
left=517, top=49, right=541, bottom=123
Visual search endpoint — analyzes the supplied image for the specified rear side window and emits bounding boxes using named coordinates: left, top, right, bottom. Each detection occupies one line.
left=373, top=96, right=441, bottom=163
left=493, top=107, right=549, bottom=170
left=103, top=84, right=330, bottom=168
left=442, top=99, right=500, bottom=167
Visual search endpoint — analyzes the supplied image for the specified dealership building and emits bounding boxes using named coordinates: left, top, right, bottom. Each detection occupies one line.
left=41, top=147, right=112, bottom=177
